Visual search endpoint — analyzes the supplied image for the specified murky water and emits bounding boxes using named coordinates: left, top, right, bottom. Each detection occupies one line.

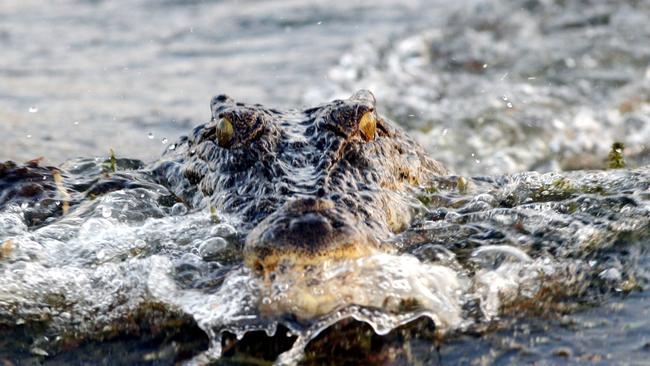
left=2, top=0, right=650, bottom=365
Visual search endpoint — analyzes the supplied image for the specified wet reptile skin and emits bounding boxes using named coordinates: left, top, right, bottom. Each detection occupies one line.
left=0, top=91, right=448, bottom=272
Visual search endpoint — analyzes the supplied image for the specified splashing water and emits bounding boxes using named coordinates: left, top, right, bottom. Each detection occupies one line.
left=307, top=0, right=650, bottom=176
left=1, top=158, right=649, bottom=363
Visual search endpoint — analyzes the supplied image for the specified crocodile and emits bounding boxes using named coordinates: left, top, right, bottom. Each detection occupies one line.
left=3, top=90, right=650, bottom=365
left=0, top=90, right=448, bottom=274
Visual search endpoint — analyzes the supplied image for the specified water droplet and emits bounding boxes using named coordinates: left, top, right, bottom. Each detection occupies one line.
left=236, top=330, right=245, bottom=340
left=73, top=121, right=79, bottom=125
left=442, top=128, right=448, bottom=136
left=506, top=102, right=513, bottom=108
left=168, top=144, right=176, bottom=150
left=101, top=206, right=112, bottom=218
left=28, top=106, right=38, bottom=113
left=317, top=21, right=322, bottom=25
left=26, top=134, right=32, bottom=139
left=147, top=132, right=154, bottom=139
left=161, top=137, right=168, bottom=144
left=96, top=249, right=106, bottom=260
left=262, top=297, right=272, bottom=305
left=482, top=63, right=488, bottom=68
left=30, top=347, right=48, bottom=357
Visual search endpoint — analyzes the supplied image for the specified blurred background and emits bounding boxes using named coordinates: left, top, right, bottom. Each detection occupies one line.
left=1, top=0, right=649, bottom=175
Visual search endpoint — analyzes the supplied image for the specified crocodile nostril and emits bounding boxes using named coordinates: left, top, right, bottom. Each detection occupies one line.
left=289, top=213, right=332, bottom=234
left=332, top=220, right=345, bottom=229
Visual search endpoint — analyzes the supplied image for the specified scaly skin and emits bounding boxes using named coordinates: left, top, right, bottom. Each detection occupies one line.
left=1, top=90, right=449, bottom=273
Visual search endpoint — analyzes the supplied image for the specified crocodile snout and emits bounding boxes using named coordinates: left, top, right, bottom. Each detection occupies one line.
left=243, top=198, right=377, bottom=274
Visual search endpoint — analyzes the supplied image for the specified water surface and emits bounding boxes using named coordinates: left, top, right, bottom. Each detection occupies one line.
left=2, top=0, right=650, bottom=365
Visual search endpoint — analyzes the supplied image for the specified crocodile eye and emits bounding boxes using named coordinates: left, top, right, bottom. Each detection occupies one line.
left=216, top=117, right=234, bottom=148
left=359, top=111, right=376, bottom=142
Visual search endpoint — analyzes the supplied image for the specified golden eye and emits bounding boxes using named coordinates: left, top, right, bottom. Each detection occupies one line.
left=216, top=117, right=234, bottom=148
left=359, top=111, right=376, bottom=142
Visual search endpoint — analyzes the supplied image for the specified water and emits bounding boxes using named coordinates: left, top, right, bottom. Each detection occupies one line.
left=0, top=0, right=452, bottom=164
left=310, top=0, right=650, bottom=176
left=2, top=0, right=650, bottom=364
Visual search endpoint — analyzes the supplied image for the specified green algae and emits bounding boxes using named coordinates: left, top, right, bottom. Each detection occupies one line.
left=608, top=142, right=626, bottom=169
left=417, top=176, right=470, bottom=206
left=101, top=149, right=118, bottom=173
left=416, top=186, right=438, bottom=206
left=109, top=148, right=117, bottom=172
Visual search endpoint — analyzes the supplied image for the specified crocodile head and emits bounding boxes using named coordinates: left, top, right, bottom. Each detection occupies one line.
left=156, top=90, right=448, bottom=274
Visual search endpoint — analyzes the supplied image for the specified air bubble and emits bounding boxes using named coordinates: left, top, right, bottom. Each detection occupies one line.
left=198, top=237, right=228, bottom=261
left=171, top=203, right=188, bottom=216
left=210, top=223, right=236, bottom=238
left=28, top=106, right=38, bottom=113
left=161, top=137, right=168, bottom=144
left=147, top=132, right=154, bottom=139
